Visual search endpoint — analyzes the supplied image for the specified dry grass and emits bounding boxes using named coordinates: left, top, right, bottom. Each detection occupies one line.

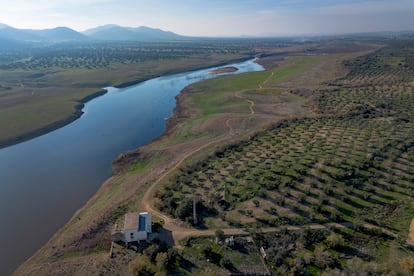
left=0, top=54, right=247, bottom=148
left=15, top=40, right=380, bottom=275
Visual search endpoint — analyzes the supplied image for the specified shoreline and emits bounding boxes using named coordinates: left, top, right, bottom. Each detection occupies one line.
left=113, top=56, right=252, bottom=88
left=13, top=41, right=390, bottom=275
left=0, top=56, right=253, bottom=151
left=0, top=90, right=107, bottom=150
left=14, top=41, right=394, bottom=275
left=209, top=66, right=238, bottom=74
left=112, top=57, right=262, bottom=171
left=17, top=55, right=269, bottom=275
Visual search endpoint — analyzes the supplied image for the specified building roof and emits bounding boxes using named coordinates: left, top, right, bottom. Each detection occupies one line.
left=124, top=212, right=139, bottom=231
left=138, top=215, right=146, bottom=232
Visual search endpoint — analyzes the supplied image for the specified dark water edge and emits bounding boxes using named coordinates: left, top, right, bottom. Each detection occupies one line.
left=0, top=56, right=253, bottom=151
left=0, top=58, right=263, bottom=275
left=114, top=56, right=253, bottom=89
left=0, top=90, right=106, bottom=149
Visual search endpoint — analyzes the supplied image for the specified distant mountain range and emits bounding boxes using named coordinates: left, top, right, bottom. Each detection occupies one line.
left=0, top=23, right=186, bottom=45
left=84, top=25, right=184, bottom=41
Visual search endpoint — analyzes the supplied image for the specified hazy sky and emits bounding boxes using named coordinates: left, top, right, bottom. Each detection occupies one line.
left=0, top=0, right=413, bottom=36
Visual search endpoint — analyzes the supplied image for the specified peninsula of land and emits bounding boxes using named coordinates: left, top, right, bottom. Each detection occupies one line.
left=209, top=66, right=238, bottom=74
left=14, top=37, right=414, bottom=275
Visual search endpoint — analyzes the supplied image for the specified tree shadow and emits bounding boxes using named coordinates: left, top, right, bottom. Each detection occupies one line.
left=152, top=227, right=175, bottom=247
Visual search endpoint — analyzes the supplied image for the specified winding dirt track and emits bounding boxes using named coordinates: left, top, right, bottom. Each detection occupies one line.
left=235, top=90, right=255, bottom=115
left=141, top=134, right=226, bottom=226
left=141, top=84, right=261, bottom=242
left=258, top=71, right=274, bottom=89
left=140, top=70, right=399, bottom=246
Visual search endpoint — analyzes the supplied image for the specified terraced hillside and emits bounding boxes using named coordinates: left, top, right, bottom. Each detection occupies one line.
left=157, top=39, right=414, bottom=274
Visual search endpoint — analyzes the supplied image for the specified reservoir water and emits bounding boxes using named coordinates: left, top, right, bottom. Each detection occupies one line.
left=0, top=59, right=263, bottom=274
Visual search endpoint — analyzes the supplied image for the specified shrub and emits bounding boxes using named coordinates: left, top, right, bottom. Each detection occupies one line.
left=155, top=252, right=169, bottom=269
left=326, top=233, right=344, bottom=249
left=128, top=255, right=154, bottom=276
left=174, top=199, right=193, bottom=220
left=313, top=246, right=332, bottom=268
left=220, top=257, right=233, bottom=269
left=400, top=256, right=414, bottom=273
left=144, top=244, right=160, bottom=261
left=215, top=229, right=225, bottom=243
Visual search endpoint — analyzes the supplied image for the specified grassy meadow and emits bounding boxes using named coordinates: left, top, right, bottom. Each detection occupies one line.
left=14, top=38, right=414, bottom=275
left=0, top=41, right=252, bottom=148
left=154, top=39, right=414, bottom=274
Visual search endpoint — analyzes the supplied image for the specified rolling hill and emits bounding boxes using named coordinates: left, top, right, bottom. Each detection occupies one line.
left=30, top=27, right=89, bottom=41
left=0, top=23, right=40, bottom=41
left=0, top=23, right=186, bottom=43
left=0, top=24, right=87, bottom=42
left=83, top=24, right=185, bottom=41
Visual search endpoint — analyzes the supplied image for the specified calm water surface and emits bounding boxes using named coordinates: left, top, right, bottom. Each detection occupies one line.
left=0, top=59, right=263, bottom=274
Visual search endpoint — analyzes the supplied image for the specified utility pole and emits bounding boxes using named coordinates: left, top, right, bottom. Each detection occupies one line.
left=193, top=195, right=198, bottom=225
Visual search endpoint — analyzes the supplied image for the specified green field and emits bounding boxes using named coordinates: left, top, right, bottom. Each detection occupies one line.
left=155, top=39, right=414, bottom=274
left=0, top=40, right=262, bottom=148
left=15, top=38, right=414, bottom=275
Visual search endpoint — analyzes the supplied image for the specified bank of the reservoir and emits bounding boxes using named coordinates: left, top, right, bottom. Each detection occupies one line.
left=2, top=58, right=263, bottom=276
left=210, top=66, right=239, bottom=74
left=0, top=56, right=253, bottom=150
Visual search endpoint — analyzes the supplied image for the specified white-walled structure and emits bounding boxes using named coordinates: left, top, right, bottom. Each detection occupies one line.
left=111, top=212, right=152, bottom=246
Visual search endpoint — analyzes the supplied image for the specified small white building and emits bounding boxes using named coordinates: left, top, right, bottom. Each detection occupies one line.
left=112, top=212, right=152, bottom=246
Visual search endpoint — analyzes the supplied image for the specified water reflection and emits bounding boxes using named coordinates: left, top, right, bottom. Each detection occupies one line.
left=0, top=59, right=263, bottom=274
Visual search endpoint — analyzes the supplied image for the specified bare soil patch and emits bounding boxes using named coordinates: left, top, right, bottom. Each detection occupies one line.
left=210, top=66, right=238, bottom=74
left=15, top=43, right=380, bottom=275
